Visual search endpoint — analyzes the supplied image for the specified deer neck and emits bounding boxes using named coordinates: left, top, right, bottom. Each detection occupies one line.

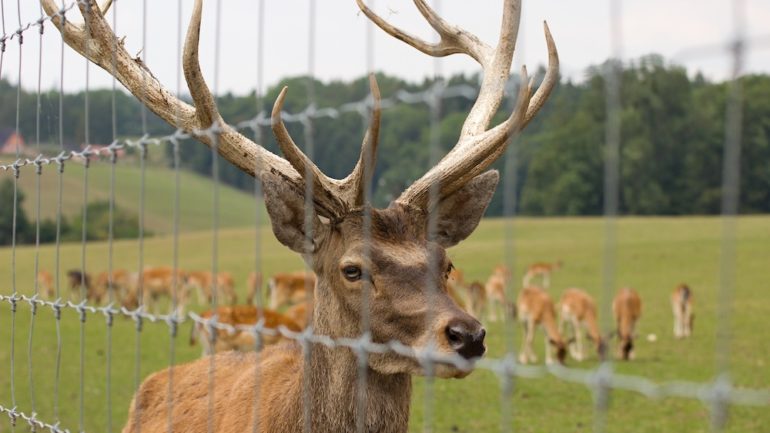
left=304, top=279, right=412, bottom=433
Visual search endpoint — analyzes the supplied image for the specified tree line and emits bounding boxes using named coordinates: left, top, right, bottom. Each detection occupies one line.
left=1, top=53, right=768, bottom=216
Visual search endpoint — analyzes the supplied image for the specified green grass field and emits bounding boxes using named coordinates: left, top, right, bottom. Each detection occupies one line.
left=3, top=152, right=264, bottom=233
left=1, top=216, right=769, bottom=432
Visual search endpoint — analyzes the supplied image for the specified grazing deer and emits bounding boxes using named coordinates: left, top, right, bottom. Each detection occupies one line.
left=95, top=269, right=133, bottom=301
left=245, top=271, right=263, bottom=305
left=186, top=270, right=238, bottom=305
left=190, top=305, right=303, bottom=356
left=522, top=260, right=562, bottom=289
left=37, top=270, right=55, bottom=299
left=612, top=288, right=642, bottom=361
left=671, top=283, right=693, bottom=338
left=517, top=286, right=568, bottom=365
left=267, top=271, right=316, bottom=310
left=122, top=267, right=189, bottom=315
left=484, top=265, right=513, bottom=321
left=466, top=281, right=487, bottom=319
left=43, top=0, right=558, bottom=431
left=67, top=269, right=105, bottom=304
left=559, top=288, right=605, bottom=361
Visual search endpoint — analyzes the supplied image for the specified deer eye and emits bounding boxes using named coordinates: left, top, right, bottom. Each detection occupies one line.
left=342, top=265, right=362, bottom=282
left=445, top=262, right=455, bottom=278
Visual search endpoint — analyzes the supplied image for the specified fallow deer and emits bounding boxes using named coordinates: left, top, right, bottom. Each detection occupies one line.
left=671, top=283, right=693, bottom=338
left=122, top=267, right=189, bottom=315
left=284, top=301, right=313, bottom=330
left=558, top=288, right=605, bottom=361
left=517, top=286, right=568, bottom=365
left=186, top=270, right=238, bottom=305
left=190, top=305, right=303, bottom=356
left=446, top=267, right=469, bottom=311
left=612, top=287, right=642, bottom=361
left=95, top=269, right=133, bottom=301
left=37, top=270, right=55, bottom=299
left=484, top=265, right=513, bottom=321
left=67, top=269, right=104, bottom=304
left=466, top=281, right=488, bottom=319
left=266, top=271, right=316, bottom=310
left=245, top=271, right=263, bottom=305
left=522, top=260, right=562, bottom=289
left=42, top=0, right=558, bottom=430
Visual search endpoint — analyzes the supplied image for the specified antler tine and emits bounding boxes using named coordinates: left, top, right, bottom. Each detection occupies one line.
left=397, top=65, right=533, bottom=209
left=342, top=74, right=382, bottom=206
left=523, top=22, right=559, bottom=127
left=355, top=0, right=488, bottom=62
left=271, top=87, right=346, bottom=218
left=98, top=0, right=114, bottom=15
left=185, top=0, right=222, bottom=127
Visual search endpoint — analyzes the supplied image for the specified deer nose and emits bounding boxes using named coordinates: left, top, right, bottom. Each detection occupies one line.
left=445, top=320, right=486, bottom=360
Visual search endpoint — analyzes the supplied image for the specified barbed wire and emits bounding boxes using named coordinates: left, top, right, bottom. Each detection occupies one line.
left=0, top=80, right=482, bottom=174
left=0, top=290, right=768, bottom=433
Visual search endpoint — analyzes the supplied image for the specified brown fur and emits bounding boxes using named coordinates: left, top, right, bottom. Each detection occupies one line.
left=283, top=302, right=312, bottom=330
left=484, top=265, right=512, bottom=321
left=95, top=269, right=133, bottom=302
left=267, top=271, right=316, bottom=310
left=122, top=267, right=189, bottom=315
left=466, top=281, right=487, bottom=319
left=559, top=288, right=605, bottom=361
left=67, top=269, right=106, bottom=304
left=522, top=260, right=562, bottom=289
left=123, top=197, right=490, bottom=433
left=612, top=287, right=642, bottom=361
left=671, top=283, right=694, bottom=338
left=190, top=305, right=303, bottom=355
left=246, top=271, right=263, bottom=305
left=517, top=286, right=568, bottom=365
left=37, top=270, right=55, bottom=299
left=186, top=270, right=238, bottom=305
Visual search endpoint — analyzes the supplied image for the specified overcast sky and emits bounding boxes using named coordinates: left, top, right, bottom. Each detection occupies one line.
left=1, top=1, right=769, bottom=96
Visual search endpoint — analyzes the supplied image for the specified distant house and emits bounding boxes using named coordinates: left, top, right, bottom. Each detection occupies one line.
left=0, top=128, right=26, bottom=155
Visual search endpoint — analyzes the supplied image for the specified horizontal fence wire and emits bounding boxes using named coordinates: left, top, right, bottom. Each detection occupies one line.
left=2, top=0, right=770, bottom=432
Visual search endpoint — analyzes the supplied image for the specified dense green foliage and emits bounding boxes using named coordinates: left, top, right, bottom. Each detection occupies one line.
left=2, top=54, right=768, bottom=215
left=0, top=179, right=145, bottom=245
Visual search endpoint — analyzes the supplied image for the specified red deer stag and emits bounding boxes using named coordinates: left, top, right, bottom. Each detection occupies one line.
left=43, top=0, right=558, bottom=431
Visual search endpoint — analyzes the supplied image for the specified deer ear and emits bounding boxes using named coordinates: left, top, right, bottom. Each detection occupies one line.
left=429, top=170, right=499, bottom=248
left=262, top=173, right=328, bottom=254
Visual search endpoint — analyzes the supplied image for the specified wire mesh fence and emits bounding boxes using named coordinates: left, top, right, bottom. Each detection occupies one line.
left=1, top=1, right=769, bottom=432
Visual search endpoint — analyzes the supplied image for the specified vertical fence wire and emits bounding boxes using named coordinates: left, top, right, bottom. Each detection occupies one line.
left=78, top=5, right=93, bottom=432
left=166, top=1, right=185, bottom=432
left=27, top=1, right=45, bottom=418
left=207, top=1, right=224, bottom=432
left=53, top=0, right=67, bottom=423
left=422, top=2, right=445, bottom=431
left=106, top=1, right=119, bottom=432
left=355, top=4, right=376, bottom=432
left=712, top=0, right=746, bottom=430
left=594, top=0, right=623, bottom=431
left=251, top=1, right=266, bottom=431
left=301, top=2, right=317, bottom=432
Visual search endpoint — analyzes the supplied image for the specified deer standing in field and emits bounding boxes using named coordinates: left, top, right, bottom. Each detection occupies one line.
left=484, top=265, right=515, bottom=321
left=95, top=269, right=133, bottom=301
left=612, top=287, right=642, bottom=361
left=266, top=271, right=316, bottom=310
left=517, top=286, right=569, bottom=365
left=190, top=305, right=303, bottom=356
left=559, top=288, right=605, bottom=361
left=37, top=270, right=55, bottom=299
left=43, top=0, right=558, bottom=431
left=245, top=271, right=263, bottom=305
left=122, top=267, right=189, bottom=315
left=522, top=260, right=562, bottom=289
left=671, top=283, right=694, bottom=338
left=186, top=270, right=238, bottom=305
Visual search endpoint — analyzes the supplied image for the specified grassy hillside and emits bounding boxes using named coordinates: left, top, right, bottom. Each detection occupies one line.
left=0, top=216, right=768, bottom=432
left=3, top=152, right=265, bottom=233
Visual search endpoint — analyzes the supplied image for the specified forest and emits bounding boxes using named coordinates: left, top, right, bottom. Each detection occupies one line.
left=1, top=53, right=768, bottom=216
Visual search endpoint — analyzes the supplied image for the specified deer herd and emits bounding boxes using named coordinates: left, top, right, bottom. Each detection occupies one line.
left=35, top=0, right=692, bottom=431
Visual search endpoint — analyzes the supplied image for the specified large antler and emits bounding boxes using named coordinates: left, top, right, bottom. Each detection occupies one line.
left=41, top=0, right=380, bottom=219
left=357, top=0, right=559, bottom=209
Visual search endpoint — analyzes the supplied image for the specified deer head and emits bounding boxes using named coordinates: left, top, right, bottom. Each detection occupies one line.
left=42, top=0, right=557, bottom=379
